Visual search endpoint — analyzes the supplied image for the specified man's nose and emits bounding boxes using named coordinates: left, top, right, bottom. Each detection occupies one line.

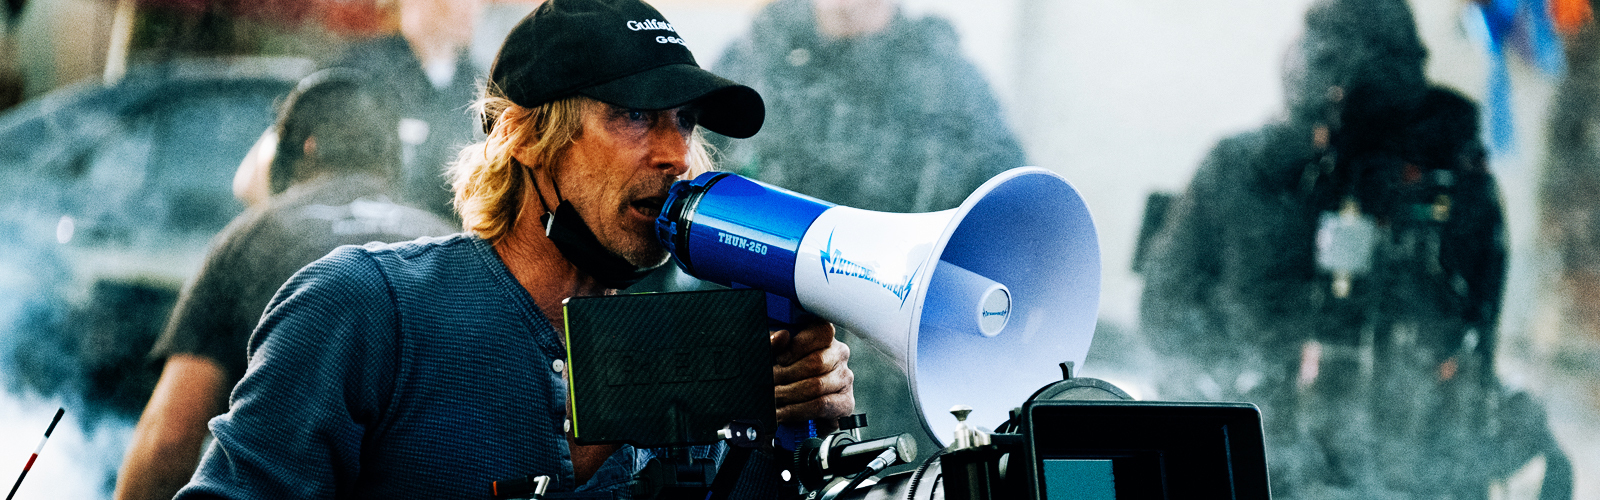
left=646, top=119, right=690, bottom=177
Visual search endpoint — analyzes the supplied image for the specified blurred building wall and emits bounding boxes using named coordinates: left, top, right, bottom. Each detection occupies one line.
left=10, top=0, right=114, bottom=101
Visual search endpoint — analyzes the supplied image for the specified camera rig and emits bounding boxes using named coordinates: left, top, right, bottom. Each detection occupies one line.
left=491, top=289, right=1270, bottom=500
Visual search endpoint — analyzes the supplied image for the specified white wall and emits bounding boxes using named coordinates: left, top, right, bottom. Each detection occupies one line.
left=1006, top=0, right=1320, bottom=326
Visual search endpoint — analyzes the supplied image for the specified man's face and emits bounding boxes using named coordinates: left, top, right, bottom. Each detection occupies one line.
left=553, top=101, right=700, bottom=268
left=812, top=0, right=894, bottom=39
left=1282, top=34, right=1345, bottom=120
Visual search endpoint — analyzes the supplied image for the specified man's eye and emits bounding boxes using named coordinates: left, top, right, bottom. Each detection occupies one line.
left=677, top=112, right=698, bottom=130
left=626, top=110, right=649, bottom=122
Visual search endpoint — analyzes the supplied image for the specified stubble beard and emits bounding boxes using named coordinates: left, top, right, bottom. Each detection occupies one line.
left=590, top=195, right=671, bottom=270
left=610, top=221, right=670, bottom=269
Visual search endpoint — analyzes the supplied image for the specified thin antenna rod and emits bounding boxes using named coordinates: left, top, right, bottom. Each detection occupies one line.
left=6, top=407, right=64, bottom=500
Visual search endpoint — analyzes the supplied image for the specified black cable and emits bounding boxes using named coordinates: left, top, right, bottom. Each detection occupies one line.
left=838, top=466, right=877, bottom=495
left=823, top=447, right=898, bottom=500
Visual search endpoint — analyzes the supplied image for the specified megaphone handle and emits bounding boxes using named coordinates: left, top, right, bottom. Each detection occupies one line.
left=766, top=291, right=822, bottom=451
left=771, top=318, right=818, bottom=451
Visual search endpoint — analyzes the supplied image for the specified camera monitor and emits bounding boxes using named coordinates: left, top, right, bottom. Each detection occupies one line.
left=562, top=289, right=775, bottom=448
left=1022, top=400, right=1270, bottom=500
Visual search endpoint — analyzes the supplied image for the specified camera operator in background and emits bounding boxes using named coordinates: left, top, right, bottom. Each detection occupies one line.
left=173, top=0, right=853, bottom=498
left=1138, top=0, right=1571, bottom=497
left=114, top=69, right=457, bottom=500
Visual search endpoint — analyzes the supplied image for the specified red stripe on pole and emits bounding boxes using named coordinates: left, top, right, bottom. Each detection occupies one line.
left=8, top=408, right=64, bottom=500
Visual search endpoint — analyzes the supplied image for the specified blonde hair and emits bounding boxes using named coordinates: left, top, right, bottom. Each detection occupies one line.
left=449, top=93, right=717, bottom=243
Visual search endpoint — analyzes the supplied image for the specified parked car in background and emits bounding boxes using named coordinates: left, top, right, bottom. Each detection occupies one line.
left=0, top=56, right=308, bottom=428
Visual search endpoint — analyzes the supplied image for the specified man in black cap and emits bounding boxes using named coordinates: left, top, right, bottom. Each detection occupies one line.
left=174, top=1, right=853, bottom=498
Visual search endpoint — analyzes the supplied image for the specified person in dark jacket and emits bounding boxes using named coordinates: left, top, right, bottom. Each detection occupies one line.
left=709, top=0, right=1025, bottom=214
left=678, top=0, right=1028, bottom=457
left=331, top=0, right=486, bottom=221
left=1139, top=0, right=1570, bottom=497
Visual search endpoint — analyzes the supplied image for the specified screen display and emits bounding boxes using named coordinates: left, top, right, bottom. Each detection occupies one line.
left=1025, top=401, right=1270, bottom=500
left=1041, top=459, right=1115, bottom=500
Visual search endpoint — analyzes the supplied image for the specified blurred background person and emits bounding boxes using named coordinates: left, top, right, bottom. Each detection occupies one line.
left=709, top=0, right=1024, bottom=214
left=331, top=0, right=487, bottom=222
left=1138, top=0, right=1571, bottom=497
left=111, top=68, right=455, bottom=500
left=677, top=0, right=1027, bottom=457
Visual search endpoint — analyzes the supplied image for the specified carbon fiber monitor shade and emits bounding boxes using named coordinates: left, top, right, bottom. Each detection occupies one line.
left=563, top=289, right=775, bottom=447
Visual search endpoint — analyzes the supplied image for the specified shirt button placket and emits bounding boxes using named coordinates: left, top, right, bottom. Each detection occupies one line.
left=554, top=359, right=570, bottom=434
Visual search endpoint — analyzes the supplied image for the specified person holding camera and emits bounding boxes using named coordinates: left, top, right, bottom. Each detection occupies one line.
left=1138, top=0, right=1570, bottom=497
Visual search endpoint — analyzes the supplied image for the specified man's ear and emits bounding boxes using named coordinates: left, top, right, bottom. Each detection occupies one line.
left=509, top=142, right=536, bottom=169
left=303, top=135, right=318, bottom=157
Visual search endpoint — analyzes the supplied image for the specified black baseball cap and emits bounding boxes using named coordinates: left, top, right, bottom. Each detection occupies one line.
left=486, top=0, right=764, bottom=138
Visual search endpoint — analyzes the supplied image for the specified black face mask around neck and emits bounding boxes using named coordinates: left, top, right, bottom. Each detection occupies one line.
left=542, top=199, right=656, bottom=290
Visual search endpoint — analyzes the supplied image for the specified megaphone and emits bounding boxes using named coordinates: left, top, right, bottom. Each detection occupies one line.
left=654, top=167, right=1099, bottom=445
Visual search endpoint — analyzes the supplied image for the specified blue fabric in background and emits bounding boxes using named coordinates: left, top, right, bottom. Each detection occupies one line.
left=1478, top=0, right=1566, bottom=156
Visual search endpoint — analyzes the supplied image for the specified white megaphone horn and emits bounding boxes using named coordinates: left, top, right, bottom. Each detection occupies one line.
left=654, top=167, right=1100, bottom=445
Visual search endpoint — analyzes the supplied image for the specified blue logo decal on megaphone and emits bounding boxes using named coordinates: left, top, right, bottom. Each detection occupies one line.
left=819, top=231, right=921, bottom=308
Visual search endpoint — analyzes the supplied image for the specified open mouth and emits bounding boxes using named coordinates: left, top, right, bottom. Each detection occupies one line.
left=630, top=196, right=666, bottom=219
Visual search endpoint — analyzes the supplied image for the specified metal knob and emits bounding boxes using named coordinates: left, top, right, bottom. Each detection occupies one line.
left=950, top=405, right=973, bottom=422
left=950, top=405, right=975, bottom=450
